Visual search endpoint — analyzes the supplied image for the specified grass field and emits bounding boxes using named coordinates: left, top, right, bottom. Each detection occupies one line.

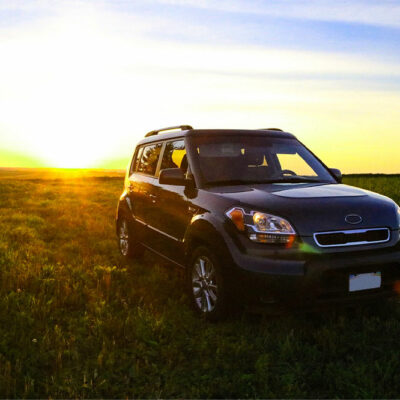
left=0, top=168, right=400, bottom=398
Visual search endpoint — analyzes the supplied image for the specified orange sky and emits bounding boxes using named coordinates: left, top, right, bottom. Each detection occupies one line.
left=1, top=1, right=400, bottom=173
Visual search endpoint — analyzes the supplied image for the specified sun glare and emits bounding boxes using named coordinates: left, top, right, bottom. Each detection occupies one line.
left=0, top=7, right=158, bottom=168
left=14, top=13, right=127, bottom=168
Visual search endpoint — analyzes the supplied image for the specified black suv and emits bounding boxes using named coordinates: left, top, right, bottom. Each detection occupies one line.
left=116, top=125, right=400, bottom=320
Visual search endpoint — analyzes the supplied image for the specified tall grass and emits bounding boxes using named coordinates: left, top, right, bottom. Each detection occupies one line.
left=0, top=170, right=399, bottom=398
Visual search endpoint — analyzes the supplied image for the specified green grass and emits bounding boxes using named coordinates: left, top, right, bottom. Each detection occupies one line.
left=0, top=169, right=400, bottom=398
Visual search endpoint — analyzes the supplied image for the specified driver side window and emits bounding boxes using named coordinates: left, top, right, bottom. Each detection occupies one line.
left=137, top=143, right=162, bottom=176
left=161, top=140, right=187, bottom=174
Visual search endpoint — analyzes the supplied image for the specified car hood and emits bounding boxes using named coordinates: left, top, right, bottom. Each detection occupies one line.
left=208, top=183, right=398, bottom=236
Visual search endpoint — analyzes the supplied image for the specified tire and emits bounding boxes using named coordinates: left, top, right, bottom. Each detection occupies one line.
left=187, top=245, right=231, bottom=321
left=117, top=217, right=145, bottom=260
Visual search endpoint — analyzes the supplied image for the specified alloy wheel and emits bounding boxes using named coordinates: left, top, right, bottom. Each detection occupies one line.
left=119, top=219, right=129, bottom=256
left=192, top=255, right=218, bottom=312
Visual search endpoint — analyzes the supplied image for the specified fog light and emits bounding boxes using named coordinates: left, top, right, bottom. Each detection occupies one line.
left=249, top=233, right=295, bottom=247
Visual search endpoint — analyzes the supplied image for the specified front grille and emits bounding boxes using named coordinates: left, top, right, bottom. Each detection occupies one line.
left=314, top=228, right=390, bottom=248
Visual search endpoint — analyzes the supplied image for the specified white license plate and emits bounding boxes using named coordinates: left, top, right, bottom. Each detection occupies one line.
left=349, top=272, right=381, bottom=292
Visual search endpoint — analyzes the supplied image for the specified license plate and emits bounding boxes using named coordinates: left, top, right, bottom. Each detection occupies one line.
left=349, top=272, right=381, bottom=292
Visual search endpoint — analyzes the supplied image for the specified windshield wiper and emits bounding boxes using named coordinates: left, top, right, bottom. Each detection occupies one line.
left=267, top=177, right=324, bottom=183
left=205, top=179, right=255, bottom=187
left=206, top=177, right=324, bottom=186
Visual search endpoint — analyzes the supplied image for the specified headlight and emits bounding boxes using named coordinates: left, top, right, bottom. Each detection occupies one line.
left=252, top=212, right=295, bottom=234
left=226, top=207, right=296, bottom=246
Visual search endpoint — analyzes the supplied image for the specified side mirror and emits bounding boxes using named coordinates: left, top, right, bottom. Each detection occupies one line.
left=159, top=168, right=186, bottom=186
left=330, top=168, right=342, bottom=183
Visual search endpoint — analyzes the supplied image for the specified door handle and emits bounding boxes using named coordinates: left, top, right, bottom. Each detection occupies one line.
left=148, top=193, right=157, bottom=203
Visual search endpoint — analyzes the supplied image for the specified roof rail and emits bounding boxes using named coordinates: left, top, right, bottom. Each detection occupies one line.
left=258, top=128, right=283, bottom=132
left=145, top=125, right=193, bottom=137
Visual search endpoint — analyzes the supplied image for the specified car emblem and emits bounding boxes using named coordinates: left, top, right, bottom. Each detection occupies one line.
left=345, top=214, right=363, bottom=224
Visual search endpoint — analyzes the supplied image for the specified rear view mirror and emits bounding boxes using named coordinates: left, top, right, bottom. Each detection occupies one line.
left=330, top=168, right=342, bottom=183
left=159, top=168, right=186, bottom=186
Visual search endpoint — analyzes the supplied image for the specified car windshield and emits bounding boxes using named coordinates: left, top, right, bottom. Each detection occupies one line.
left=191, top=135, right=336, bottom=186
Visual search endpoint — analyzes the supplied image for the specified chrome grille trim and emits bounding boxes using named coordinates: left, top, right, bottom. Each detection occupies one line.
left=314, top=228, right=390, bottom=248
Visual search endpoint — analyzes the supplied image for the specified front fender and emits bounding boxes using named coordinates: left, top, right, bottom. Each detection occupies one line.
left=183, top=213, right=235, bottom=266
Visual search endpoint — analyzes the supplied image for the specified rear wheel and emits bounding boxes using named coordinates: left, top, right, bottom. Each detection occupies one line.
left=117, top=217, right=144, bottom=259
left=187, top=246, right=230, bottom=321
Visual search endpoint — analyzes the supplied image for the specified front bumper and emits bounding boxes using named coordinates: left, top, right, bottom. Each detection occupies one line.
left=228, top=244, right=400, bottom=307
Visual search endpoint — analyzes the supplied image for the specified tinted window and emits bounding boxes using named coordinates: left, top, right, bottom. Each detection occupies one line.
left=277, top=153, right=317, bottom=176
left=192, top=135, right=335, bottom=185
left=161, top=140, right=187, bottom=172
left=130, top=146, right=143, bottom=174
left=137, top=143, right=162, bottom=176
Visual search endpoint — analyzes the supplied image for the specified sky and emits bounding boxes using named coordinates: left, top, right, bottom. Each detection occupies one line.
left=0, top=0, right=399, bottom=172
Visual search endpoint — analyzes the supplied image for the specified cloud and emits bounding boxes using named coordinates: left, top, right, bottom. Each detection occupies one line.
left=3, top=0, right=400, bottom=29
left=151, top=0, right=400, bottom=29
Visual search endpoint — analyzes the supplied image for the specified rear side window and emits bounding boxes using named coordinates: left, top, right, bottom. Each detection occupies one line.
left=130, top=146, right=143, bottom=175
left=160, top=140, right=187, bottom=172
left=137, top=143, right=162, bottom=176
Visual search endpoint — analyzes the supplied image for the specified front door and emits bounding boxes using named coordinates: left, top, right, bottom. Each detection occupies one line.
left=146, top=139, right=194, bottom=264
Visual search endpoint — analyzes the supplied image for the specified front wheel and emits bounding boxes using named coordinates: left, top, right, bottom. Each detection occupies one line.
left=187, top=246, right=230, bottom=321
left=117, top=217, right=144, bottom=259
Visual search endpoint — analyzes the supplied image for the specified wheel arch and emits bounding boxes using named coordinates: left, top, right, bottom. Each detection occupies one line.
left=115, top=194, right=132, bottom=235
left=183, top=217, right=233, bottom=268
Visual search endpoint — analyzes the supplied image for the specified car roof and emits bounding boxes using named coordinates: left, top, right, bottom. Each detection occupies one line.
left=136, top=128, right=296, bottom=146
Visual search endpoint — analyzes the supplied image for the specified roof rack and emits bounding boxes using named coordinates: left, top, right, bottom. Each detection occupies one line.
left=145, top=125, right=193, bottom=137
left=258, top=128, right=283, bottom=131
